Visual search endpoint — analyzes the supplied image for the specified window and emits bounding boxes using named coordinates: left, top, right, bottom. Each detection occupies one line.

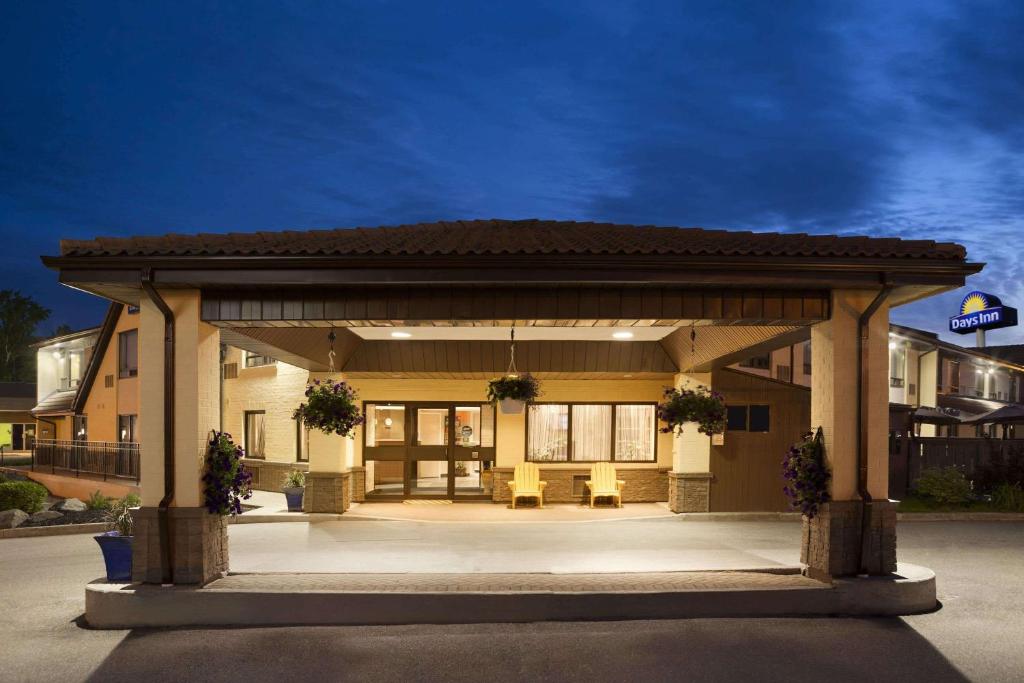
left=527, top=404, right=568, bottom=461
left=739, top=354, right=771, bottom=370
left=56, top=347, right=86, bottom=391
left=295, top=418, right=308, bottom=462
left=776, top=365, right=792, bottom=382
left=73, top=415, right=88, bottom=442
left=118, top=415, right=137, bottom=443
left=118, top=329, right=139, bottom=378
left=244, top=351, right=275, bottom=368
left=365, top=404, right=406, bottom=446
left=802, top=342, right=812, bottom=376
left=948, top=359, right=960, bottom=394
left=889, top=345, right=906, bottom=388
left=527, top=403, right=656, bottom=462
left=615, top=404, right=655, bottom=461
left=243, top=411, right=266, bottom=458
left=726, top=405, right=748, bottom=431
left=749, top=405, right=770, bottom=432
left=725, top=405, right=771, bottom=432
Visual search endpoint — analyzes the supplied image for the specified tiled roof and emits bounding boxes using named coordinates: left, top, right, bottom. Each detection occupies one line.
left=59, top=219, right=968, bottom=261
left=0, top=382, right=36, bottom=412
left=31, top=389, right=76, bottom=416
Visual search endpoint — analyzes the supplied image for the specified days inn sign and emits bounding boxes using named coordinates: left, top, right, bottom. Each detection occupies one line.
left=949, top=291, right=1018, bottom=335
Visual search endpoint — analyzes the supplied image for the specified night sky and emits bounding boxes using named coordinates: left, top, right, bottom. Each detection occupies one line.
left=2, top=2, right=1022, bottom=343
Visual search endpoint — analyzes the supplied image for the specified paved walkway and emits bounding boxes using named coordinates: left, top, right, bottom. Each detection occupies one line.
left=209, top=569, right=821, bottom=593
left=229, top=516, right=802, bottom=573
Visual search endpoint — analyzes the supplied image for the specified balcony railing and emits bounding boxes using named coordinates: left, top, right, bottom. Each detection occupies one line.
left=32, top=439, right=140, bottom=483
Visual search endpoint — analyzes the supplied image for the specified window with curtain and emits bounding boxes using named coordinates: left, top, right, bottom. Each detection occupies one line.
left=572, top=405, right=612, bottom=461
left=615, top=404, right=655, bottom=461
left=527, top=404, right=656, bottom=463
left=244, top=410, right=266, bottom=459
left=527, top=404, right=568, bottom=461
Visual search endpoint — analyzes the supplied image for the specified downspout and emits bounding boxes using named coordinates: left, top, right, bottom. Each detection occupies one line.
left=856, top=281, right=893, bottom=575
left=140, top=270, right=175, bottom=585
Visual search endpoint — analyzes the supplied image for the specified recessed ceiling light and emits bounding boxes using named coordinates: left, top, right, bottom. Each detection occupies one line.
left=612, top=331, right=634, bottom=340
left=391, top=331, right=412, bottom=338
left=623, top=374, right=633, bottom=378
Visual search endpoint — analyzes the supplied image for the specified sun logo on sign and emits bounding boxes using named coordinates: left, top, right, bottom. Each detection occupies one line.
left=960, top=292, right=989, bottom=315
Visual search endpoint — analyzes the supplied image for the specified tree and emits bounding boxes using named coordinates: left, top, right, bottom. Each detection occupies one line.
left=0, top=290, right=50, bottom=382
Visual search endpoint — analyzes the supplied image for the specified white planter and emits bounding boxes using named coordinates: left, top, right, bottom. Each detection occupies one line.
left=499, top=398, right=526, bottom=414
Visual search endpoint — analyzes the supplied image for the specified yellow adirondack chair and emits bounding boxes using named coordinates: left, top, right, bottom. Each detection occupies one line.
left=508, top=462, right=547, bottom=509
left=586, top=462, right=625, bottom=508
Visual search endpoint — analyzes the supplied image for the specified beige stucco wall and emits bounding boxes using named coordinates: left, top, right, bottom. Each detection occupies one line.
left=81, top=307, right=140, bottom=442
left=811, top=289, right=890, bottom=501
left=221, top=347, right=310, bottom=461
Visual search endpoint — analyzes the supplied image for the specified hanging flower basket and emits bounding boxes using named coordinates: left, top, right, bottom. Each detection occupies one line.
left=203, top=431, right=253, bottom=516
left=293, top=378, right=365, bottom=437
left=656, top=386, right=727, bottom=436
left=487, top=374, right=541, bottom=414
left=782, top=427, right=831, bottom=519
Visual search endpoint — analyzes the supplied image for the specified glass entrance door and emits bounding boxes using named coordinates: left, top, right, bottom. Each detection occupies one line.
left=364, top=402, right=496, bottom=500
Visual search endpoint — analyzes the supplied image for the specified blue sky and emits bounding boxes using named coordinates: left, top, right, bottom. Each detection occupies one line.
left=2, top=1, right=1022, bottom=343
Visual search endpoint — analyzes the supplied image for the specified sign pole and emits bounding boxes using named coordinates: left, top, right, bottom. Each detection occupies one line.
left=976, top=328, right=985, bottom=349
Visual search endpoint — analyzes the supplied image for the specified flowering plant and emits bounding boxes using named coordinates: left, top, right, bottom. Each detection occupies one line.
left=203, top=431, right=253, bottom=516
left=656, top=386, right=727, bottom=436
left=782, top=427, right=831, bottom=519
left=293, top=378, right=365, bottom=437
left=486, top=374, right=542, bottom=403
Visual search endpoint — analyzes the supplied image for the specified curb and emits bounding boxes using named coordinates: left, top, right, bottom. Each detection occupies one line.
left=231, top=513, right=344, bottom=524
left=897, top=512, right=1024, bottom=522
left=0, top=522, right=108, bottom=539
left=83, top=563, right=936, bottom=628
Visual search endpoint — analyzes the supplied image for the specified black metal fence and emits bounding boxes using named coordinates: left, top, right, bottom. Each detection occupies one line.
left=889, top=436, right=1023, bottom=498
left=32, top=439, right=140, bottom=482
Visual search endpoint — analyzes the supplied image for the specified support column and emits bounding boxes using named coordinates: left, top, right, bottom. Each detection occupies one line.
left=803, top=289, right=897, bottom=580
left=668, top=372, right=713, bottom=513
left=303, top=380, right=352, bottom=513
left=134, top=289, right=227, bottom=585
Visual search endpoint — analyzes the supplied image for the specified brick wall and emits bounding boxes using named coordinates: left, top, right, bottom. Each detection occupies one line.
left=801, top=500, right=897, bottom=580
left=304, top=471, right=350, bottom=513
left=668, top=472, right=712, bottom=513
left=492, top=467, right=668, bottom=504
left=132, top=506, right=228, bottom=585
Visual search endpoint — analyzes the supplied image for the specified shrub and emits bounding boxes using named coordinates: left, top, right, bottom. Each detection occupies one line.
left=991, top=483, right=1024, bottom=512
left=486, top=374, right=541, bottom=403
left=0, top=480, right=49, bottom=514
left=914, top=467, right=973, bottom=505
left=86, top=490, right=111, bottom=510
left=974, top=445, right=1024, bottom=494
left=782, top=428, right=831, bottom=519
left=293, top=379, right=365, bottom=437
left=122, top=493, right=141, bottom=508
left=106, top=495, right=136, bottom=536
left=202, top=431, right=253, bottom=516
left=656, top=386, right=727, bottom=436
left=283, top=469, right=305, bottom=489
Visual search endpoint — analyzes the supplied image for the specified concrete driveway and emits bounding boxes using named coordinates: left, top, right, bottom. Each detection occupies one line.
left=229, top=516, right=802, bottom=573
left=3, top=519, right=1024, bottom=682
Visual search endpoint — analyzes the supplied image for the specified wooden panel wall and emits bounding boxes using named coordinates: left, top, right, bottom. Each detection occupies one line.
left=202, top=286, right=830, bottom=326
left=708, top=368, right=811, bottom=512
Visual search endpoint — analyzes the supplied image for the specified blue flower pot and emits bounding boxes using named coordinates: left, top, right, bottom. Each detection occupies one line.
left=283, top=487, right=305, bottom=512
left=94, top=531, right=133, bottom=582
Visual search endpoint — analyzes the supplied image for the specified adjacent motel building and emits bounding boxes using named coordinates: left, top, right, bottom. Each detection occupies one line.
left=40, top=220, right=981, bottom=584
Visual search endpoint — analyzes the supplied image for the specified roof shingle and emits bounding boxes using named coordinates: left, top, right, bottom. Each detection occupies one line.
left=58, top=219, right=968, bottom=261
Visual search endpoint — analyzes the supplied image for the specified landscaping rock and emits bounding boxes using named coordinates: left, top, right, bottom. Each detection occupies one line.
left=28, top=510, right=64, bottom=523
left=0, top=509, right=29, bottom=529
left=56, top=498, right=87, bottom=512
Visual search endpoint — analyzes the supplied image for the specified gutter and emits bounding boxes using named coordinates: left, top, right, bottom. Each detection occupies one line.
left=140, top=270, right=175, bottom=585
left=856, top=281, right=893, bottom=575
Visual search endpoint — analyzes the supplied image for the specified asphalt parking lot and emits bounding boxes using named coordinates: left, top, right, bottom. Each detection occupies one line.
left=2, top=519, right=1022, bottom=682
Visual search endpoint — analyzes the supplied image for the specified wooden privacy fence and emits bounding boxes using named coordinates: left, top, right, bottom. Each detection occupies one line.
left=32, top=438, right=140, bottom=483
left=889, top=436, right=1023, bottom=498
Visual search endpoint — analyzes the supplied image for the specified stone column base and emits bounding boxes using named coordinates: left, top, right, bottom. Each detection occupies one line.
left=349, top=466, right=366, bottom=503
left=131, top=507, right=229, bottom=585
left=801, top=500, right=897, bottom=580
left=668, top=472, right=712, bottom=513
left=304, top=471, right=351, bottom=513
